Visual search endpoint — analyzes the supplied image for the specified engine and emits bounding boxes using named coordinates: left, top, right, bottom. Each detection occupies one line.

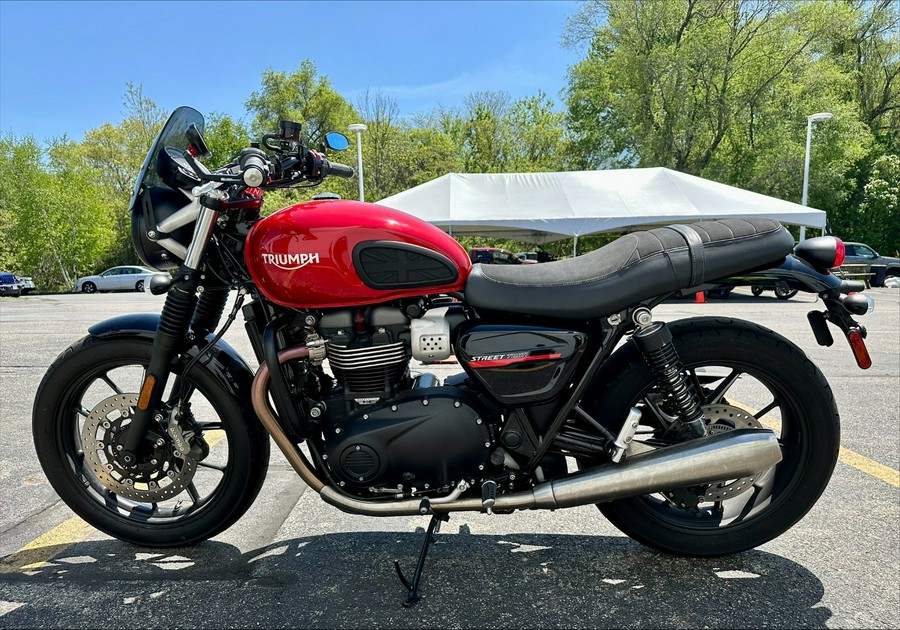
left=310, top=304, right=492, bottom=495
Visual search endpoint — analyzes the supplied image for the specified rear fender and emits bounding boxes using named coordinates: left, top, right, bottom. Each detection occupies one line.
left=697, top=254, right=855, bottom=296
left=88, top=313, right=256, bottom=403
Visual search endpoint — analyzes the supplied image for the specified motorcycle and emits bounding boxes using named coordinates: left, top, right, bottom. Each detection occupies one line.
left=33, top=107, right=875, bottom=606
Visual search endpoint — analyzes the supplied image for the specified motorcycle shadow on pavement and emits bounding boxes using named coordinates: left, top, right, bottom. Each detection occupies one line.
left=0, top=531, right=830, bottom=628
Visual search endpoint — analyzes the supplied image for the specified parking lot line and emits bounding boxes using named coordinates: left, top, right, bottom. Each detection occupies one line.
left=2, top=412, right=896, bottom=576
left=0, top=516, right=90, bottom=574
left=838, top=447, right=900, bottom=488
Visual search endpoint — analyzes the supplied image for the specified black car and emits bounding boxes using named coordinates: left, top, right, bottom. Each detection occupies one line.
left=842, top=242, right=900, bottom=285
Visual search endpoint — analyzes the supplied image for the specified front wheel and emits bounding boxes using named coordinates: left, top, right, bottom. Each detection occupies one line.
left=750, top=285, right=764, bottom=296
left=33, top=336, right=270, bottom=547
left=582, top=317, right=839, bottom=556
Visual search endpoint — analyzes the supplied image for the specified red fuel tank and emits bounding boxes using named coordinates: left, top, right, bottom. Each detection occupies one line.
left=245, top=199, right=471, bottom=308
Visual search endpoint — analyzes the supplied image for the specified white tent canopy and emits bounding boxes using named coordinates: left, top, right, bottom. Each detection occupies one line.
left=377, top=168, right=826, bottom=245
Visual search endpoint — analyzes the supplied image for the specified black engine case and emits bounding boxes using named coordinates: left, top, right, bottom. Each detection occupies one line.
left=324, top=387, right=491, bottom=491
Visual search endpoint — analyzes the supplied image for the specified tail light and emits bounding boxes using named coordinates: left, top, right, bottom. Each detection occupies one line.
left=795, top=236, right=845, bottom=271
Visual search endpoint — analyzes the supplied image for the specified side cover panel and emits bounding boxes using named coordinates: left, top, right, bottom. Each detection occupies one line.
left=456, top=324, right=587, bottom=405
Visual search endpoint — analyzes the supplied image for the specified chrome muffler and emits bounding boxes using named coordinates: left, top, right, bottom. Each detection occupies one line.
left=318, top=428, right=782, bottom=516
left=251, top=349, right=782, bottom=517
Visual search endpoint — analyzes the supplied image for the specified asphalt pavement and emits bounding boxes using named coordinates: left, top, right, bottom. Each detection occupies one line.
left=0, top=287, right=898, bottom=628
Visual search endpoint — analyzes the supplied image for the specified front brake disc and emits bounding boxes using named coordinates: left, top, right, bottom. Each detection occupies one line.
left=81, top=394, right=197, bottom=502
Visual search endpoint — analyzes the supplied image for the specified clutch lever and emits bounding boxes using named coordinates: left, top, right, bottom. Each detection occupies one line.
left=182, top=151, right=242, bottom=184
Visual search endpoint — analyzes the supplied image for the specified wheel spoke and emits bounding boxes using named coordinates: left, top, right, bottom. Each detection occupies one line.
left=75, top=405, right=92, bottom=418
left=197, top=460, right=225, bottom=472
left=197, top=422, right=224, bottom=431
left=706, top=369, right=742, bottom=405
left=754, top=398, right=780, bottom=419
left=99, top=372, right=123, bottom=395
left=186, top=482, right=201, bottom=504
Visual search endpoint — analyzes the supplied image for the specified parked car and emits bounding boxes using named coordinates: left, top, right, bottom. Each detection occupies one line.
left=76, top=266, right=158, bottom=293
left=514, top=252, right=539, bottom=264
left=16, top=275, right=35, bottom=294
left=0, top=272, right=22, bottom=297
left=841, top=242, right=900, bottom=285
left=469, top=248, right=523, bottom=265
left=750, top=280, right=798, bottom=300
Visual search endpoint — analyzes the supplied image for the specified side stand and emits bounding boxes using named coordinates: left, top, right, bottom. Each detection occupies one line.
left=393, top=512, right=449, bottom=607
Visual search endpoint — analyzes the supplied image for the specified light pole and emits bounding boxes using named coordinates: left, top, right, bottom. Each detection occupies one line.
left=800, top=112, right=832, bottom=241
left=348, top=123, right=367, bottom=202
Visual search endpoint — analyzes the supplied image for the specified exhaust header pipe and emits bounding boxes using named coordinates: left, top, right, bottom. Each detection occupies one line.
left=251, top=349, right=782, bottom=517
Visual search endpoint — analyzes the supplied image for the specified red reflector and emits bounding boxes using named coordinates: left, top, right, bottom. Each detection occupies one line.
left=847, top=330, right=871, bottom=369
left=833, top=238, right=845, bottom=267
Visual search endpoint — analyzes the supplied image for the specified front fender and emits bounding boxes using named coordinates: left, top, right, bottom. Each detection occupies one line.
left=88, top=313, right=257, bottom=403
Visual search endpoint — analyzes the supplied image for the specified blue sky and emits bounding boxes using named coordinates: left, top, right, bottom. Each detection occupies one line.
left=0, top=1, right=582, bottom=141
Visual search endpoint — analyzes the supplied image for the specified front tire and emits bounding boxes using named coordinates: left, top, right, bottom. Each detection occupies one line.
left=81, top=282, right=96, bottom=294
left=33, top=336, right=270, bottom=547
left=582, top=317, right=839, bottom=556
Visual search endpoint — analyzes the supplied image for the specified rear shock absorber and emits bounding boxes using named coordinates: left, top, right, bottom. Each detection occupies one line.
left=630, top=308, right=707, bottom=438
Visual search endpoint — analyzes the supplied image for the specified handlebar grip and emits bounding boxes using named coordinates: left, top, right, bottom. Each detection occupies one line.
left=324, top=160, right=355, bottom=179
left=240, top=152, right=270, bottom=187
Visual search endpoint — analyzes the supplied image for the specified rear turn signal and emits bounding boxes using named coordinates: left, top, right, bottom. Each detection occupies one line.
left=847, top=330, right=872, bottom=369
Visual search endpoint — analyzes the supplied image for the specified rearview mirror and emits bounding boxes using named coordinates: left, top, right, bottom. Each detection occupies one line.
left=186, top=123, right=211, bottom=158
left=324, top=132, right=350, bottom=151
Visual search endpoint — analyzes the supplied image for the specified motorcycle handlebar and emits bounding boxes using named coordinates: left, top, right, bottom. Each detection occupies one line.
left=322, top=159, right=355, bottom=179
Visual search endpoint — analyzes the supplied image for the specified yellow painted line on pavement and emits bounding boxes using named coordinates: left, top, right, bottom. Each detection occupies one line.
left=0, top=516, right=91, bottom=574
left=838, top=447, right=900, bottom=488
left=1, top=431, right=230, bottom=575
left=733, top=400, right=900, bottom=489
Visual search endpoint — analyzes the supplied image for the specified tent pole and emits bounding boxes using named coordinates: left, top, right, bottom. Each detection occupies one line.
left=573, top=235, right=579, bottom=257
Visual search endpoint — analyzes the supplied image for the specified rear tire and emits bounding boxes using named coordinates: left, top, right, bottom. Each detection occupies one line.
left=751, top=285, right=764, bottom=296
left=135, top=280, right=145, bottom=292
left=582, top=317, right=839, bottom=556
left=33, top=336, right=270, bottom=547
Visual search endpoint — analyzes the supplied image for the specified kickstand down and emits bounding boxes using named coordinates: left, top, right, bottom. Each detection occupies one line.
left=394, top=512, right=449, bottom=607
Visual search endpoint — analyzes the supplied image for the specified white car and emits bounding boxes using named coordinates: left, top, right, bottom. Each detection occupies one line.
left=76, top=266, right=158, bottom=294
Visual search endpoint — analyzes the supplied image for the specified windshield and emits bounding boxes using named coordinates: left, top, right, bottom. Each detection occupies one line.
left=129, top=106, right=205, bottom=209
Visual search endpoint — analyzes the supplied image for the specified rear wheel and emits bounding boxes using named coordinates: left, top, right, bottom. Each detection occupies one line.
left=33, top=336, right=270, bottom=547
left=581, top=317, right=839, bottom=556
left=135, top=280, right=145, bottom=292
left=750, top=285, right=764, bottom=296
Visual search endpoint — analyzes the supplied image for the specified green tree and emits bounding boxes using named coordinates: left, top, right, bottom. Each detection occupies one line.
left=203, top=113, right=252, bottom=168
left=565, top=0, right=852, bottom=173
left=854, top=154, right=900, bottom=254
left=0, top=135, right=114, bottom=290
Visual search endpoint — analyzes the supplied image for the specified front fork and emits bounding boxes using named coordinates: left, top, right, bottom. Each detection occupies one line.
left=121, top=204, right=220, bottom=464
left=630, top=308, right=708, bottom=439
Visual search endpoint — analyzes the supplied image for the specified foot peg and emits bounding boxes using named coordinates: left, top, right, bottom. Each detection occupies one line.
left=481, top=480, right=497, bottom=513
left=610, top=407, right=641, bottom=463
